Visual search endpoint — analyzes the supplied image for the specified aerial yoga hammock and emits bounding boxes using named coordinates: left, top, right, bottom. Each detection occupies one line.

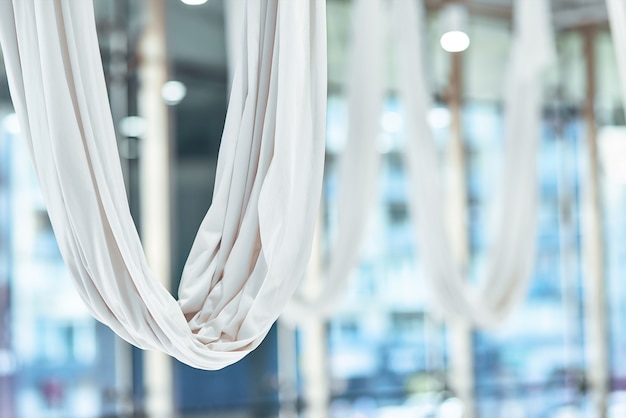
left=0, top=0, right=326, bottom=370
left=284, top=0, right=555, bottom=329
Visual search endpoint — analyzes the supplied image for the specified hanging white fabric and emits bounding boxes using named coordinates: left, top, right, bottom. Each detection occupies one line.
left=285, top=0, right=554, bottom=327
left=0, top=0, right=327, bottom=369
left=281, top=0, right=386, bottom=325
left=393, top=0, right=555, bottom=327
left=224, top=0, right=245, bottom=87
left=607, top=0, right=626, bottom=119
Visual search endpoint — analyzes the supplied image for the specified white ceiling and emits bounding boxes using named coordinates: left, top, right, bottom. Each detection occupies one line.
left=0, top=0, right=612, bottom=100
left=424, top=0, right=608, bottom=28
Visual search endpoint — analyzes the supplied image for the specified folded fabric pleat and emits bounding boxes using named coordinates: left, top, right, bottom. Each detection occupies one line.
left=394, top=0, right=554, bottom=327
left=0, top=0, right=327, bottom=369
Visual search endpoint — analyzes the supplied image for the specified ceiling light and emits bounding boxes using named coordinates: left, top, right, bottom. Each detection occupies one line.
left=118, top=116, right=146, bottom=138
left=440, top=31, right=470, bottom=53
left=161, top=80, right=187, bottom=105
left=428, top=106, right=451, bottom=129
left=2, top=113, right=20, bottom=135
left=180, top=0, right=208, bottom=5
left=381, top=111, right=403, bottom=133
left=440, top=3, right=470, bottom=53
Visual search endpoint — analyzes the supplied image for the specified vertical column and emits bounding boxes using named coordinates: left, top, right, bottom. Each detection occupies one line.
left=445, top=51, right=476, bottom=418
left=299, top=218, right=330, bottom=418
left=224, top=0, right=245, bottom=87
left=555, top=96, right=579, bottom=406
left=581, top=27, right=609, bottom=418
left=137, top=1, right=175, bottom=417
left=0, top=127, right=15, bottom=418
left=277, top=323, right=299, bottom=418
left=107, top=2, right=135, bottom=415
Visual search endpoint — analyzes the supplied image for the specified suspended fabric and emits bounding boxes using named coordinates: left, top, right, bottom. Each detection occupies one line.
left=394, top=0, right=555, bottom=327
left=225, top=0, right=245, bottom=86
left=286, top=0, right=554, bottom=327
left=281, top=0, right=386, bottom=325
left=0, top=0, right=327, bottom=369
left=607, top=0, right=626, bottom=120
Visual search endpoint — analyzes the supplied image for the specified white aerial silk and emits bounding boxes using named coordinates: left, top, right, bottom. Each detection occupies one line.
left=607, top=0, right=626, bottom=119
left=394, top=0, right=555, bottom=327
left=285, top=0, right=554, bottom=327
left=224, top=0, right=245, bottom=86
left=281, top=0, right=386, bottom=324
left=0, top=0, right=327, bottom=369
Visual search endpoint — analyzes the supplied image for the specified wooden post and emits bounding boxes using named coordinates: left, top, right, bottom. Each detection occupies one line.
left=277, top=322, right=299, bottom=418
left=0, top=124, right=15, bottom=418
left=138, top=1, right=175, bottom=417
left=445, top=50, right=476, bottom=418
left=107, top=2, right=135, bottom=414
left=298, top=217, right=330, bottom=418
left=581, top=26, right=609, bottom=418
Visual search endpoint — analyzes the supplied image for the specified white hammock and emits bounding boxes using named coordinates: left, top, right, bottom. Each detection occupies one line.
left=0, top=0, right=327, bottom=369
left=284, top=0, right=554, bottom=327
left=394, top=0, right=555, bottom=327
left=607, top=0, right=626, bottom=120
left=281, top=0, right=386, bottom=324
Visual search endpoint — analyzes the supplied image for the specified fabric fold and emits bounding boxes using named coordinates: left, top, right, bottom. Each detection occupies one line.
left=394, top=0, right=554, bottom=327
left=281, top=0, right=386, bottom=325
left=0, top=0, right=326, bottom=369
left=607, top=0, right=626, bottom=122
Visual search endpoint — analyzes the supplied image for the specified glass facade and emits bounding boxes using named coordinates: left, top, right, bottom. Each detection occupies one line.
left=0, top=110, right=119, bottom=418
left=1, top=1, right=626, bottom=417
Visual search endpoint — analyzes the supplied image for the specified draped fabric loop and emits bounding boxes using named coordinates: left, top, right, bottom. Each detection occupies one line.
left=395, top=0, right=555, bottom=327
left=0, top=0, right=327, bottom=369
left=281, top=0, right=386, bottom=325
left=283, top=0, right=554, bottom=328
left=607, top=0, right=626, bottom=121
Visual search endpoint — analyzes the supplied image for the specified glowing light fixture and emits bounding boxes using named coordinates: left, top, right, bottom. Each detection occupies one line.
left=2, top=113, right=20, bottom=135
left=440, top=3, right=470, bottom=52
left=180, top=0, right=208, bottom=5
left=119, top=116, right=146, bottom=138
left=161, top=80, right=187, bottom=105
left=381, top=111, right=403, bottom=133
left=428, top=106, right=451, bottom=129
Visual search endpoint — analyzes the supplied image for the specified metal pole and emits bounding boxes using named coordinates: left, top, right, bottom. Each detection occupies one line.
left=108, top=1, right=135, bottom=414
left=555, top=99, right=579, bottom=407
left=277, top=323, right=299, bottom=418
left=137, top=1, right=175, bottom=417
left=298, top=217, right=330, bottom=418
left=0, top=124, right=15, bottom=418
left=445, top=51, right=476, bottom=418
left=582, top=26, right=609, bottom=418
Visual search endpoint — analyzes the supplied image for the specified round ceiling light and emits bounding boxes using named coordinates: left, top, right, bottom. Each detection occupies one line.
left=440, top=31, right=471, bottom=53
left=161, top=80, right=187, bottom=105
left=2, top=113, right=20, bottom=135
left=439, top=3, right=470, bottom=53
left=118, top=116, right=147, bottom=138
left=180, top=0, right=208, bottom=5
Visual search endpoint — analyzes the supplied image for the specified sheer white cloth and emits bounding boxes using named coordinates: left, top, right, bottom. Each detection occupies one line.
left=395, top=0, right=555, bottom=327
left=281, top=0, right=386, bottom=325
left=225, top=0, right=245, bottom=86
left=283, top=0, right=554, bottom=327
left=607, top=0, right=626, bottom=118
left=0, top=0, right=327, bottom=369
